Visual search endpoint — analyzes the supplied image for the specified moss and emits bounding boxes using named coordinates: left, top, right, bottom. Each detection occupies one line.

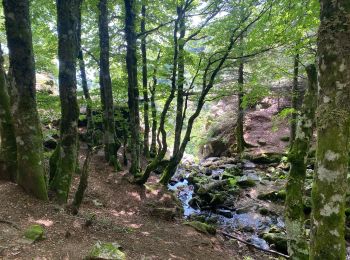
left=87, top=242, right=126, bottom=260
left=262, top=232, right=288, bottom=254
left=24, top=224, right=44, bottom=242
left=185, top=221, right=216, bottom=235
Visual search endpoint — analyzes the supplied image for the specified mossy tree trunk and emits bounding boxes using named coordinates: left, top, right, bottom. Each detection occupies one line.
left=50, top=0, right=81, bottom=204
left=0, top=45, right=17, bottom=182
left=290, top=52, right=300, bottom=146
left=98, top=0, right=120, bottom=169
left=141, top=3, right=150, bottom=158
left=310, top=1, right=350, bottom=259
left=3, top=0, right=48, bottom=200
left=285, top=64, right=317, bottom=260
left=124, top=0, right=141, bottom=175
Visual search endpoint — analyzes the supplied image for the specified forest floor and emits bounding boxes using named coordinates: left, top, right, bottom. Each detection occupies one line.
left=0, top=145, right=280, bottom=260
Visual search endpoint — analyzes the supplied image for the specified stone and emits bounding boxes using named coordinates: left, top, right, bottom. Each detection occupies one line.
left=237, top=176, right=256, bottom=188
left=43, top=137, right=57, bottom=150
left=216, top=209, right=233, bottom=218
left=87, top=242, right=126, bottom=260
left=149, top=207, right=178, bottom=221
left=257, top=139, right=267, bottom=146
left=185, top=221, right=216, bottom=235
left=262, top=232, right=288, bottom=254
left=257, top=189, right=286, bottom=202
left=24, top=224, right=44, bottom=242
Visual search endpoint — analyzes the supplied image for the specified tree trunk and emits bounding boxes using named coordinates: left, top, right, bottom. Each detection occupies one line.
left=236, top=58, right=245, bottom=154
left=50, top=0, right=81, bottom=204
left=3, top=0, right=48, bottom=200
left=0, top=45, right=17, bottom=182
left=310, top=1, right=350, bottom=259
left=149, top=51, right=161, bottom=158
left=173, top=6, right=185, bottom=156
left=98, top=0, right=120, bottom=169
left=141, top=4, right=150, bottom=157
left=290, top=52, right=299, bottom=145
left=285, top=64, right=317, bottom=260
left=124, top=0, right=141, bottom=175
left=134, top=17, right=179, bottom=184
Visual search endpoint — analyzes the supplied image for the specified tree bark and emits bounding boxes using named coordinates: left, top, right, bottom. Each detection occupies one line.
left=50, top=0, right=81, bottom=204
left=236, top=58, right=245, bottom=154
left=98, top=0, right=120, bottom=169
left=149, top=50, right=161, bottom=158
left=173, top=5, right=186, bottom=156
left=134, top=16, right=180, bottom=184
left=290, top=52, right=300, bottom=145
left=310, top=1, right=350, bottom=259
left=285, top=64, right=317, bottom=260
left=3, top=0, right=48, bottom=200
left=141, top=3, right=150, bottom=157
left=0, top=45, right=17, bottom=182
left=124, top=0, right=141, bottom=175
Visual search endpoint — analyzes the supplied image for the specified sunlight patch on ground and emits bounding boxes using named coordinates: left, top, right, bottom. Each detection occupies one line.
left=33, top=219, right=54, bottom=227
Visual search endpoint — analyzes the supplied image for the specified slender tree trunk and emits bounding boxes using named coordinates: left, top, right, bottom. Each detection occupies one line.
left=285, top=64, right=317, bottom=260
left=3, top=0, right=48, bottom=200
left=290, top=52, right=299, bottom=145
left=141, top=4, right=150, bottom=157
left=98, top=0, right=120, bottom=169
left=134, top=17, right=179, bottom=184
left=310, top=1, right=350, bottom=259
left=236, top=58, right=245, bottom=154
left=50, top=0, right=81, bottom=204
left=0, top=45, right=17, bottom=182
left=124, top=0, right=141, bottom=175
left=149, top=51, right=161, bottom=158
left=173, top=6, right=185, bottom=156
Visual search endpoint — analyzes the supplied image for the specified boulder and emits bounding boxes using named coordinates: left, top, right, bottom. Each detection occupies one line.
left=87, top=242, right=126, bottom=260
left=185, top=221, right=216, bottom=235
left=262, top=232, right=288, bottom=254
left=24, top=224, right=44, bottom=242
left=257, top=189, right=286, bottom=202
left=237, top=175, right=257, bottom=188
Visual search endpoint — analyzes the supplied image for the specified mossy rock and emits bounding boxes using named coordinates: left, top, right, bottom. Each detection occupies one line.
left=87, top=242, right=126, bottom=260
left=237, top=176, right=256, bottom=188
left=24, top=224, right=45, bottom=242
left=257, top=189, right=286, bottom=202
left=262, top=232, right=288, bottom=254
left=248, top=153, right=284, bottom=164
left=185, top=221, right=216, bottom=235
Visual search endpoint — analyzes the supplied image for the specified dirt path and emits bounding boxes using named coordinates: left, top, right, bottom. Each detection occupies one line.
left=0, top=149, right=279, bottom=260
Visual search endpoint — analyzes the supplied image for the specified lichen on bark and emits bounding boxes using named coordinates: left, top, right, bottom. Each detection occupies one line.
left=310, top=1, right=350, bottom=259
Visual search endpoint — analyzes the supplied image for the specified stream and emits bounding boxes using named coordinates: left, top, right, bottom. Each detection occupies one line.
left=169, top=156, right=289, bottom=253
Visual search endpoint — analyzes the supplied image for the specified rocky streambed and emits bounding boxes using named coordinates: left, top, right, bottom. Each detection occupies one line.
left=169, top=155, right=314, bottom=255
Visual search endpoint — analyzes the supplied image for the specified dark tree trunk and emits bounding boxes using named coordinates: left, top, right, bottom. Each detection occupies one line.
left=149, top=51, right=161, bottom=158
left=290, top=52, right=299, bottom=145
left=50, top=0, right=81, bottom=204
left=0, top=45, right=17, bottom=182
left=3, top=0, right=48, bottom=200
left=173, top=6, right=185, bottom=156
left=285, top=64, right=317, bottom=259
left=310, top=1, right=350, bottom=259
left=98, top=0, right=120, bottom=169
left=141, top=4, right=150, bottom=157
left=236, top=58, right=245, bottom=154
left=134, top=17, right=180, bottom=184
left=124, top=0, right=141, bottom=175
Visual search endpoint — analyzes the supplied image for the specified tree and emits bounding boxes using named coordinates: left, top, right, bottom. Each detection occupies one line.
left=3, top=0, right=48, bottom=200
left=98, top=0, right=120, bottom=168
left=50, top=0, right=81, bottom=203
left=124, top=0, right=141, bottom=175
left=285, top=64, right=317, bottom=260
left=0, top=45, right=17, bottom=182
left=310, top=1, right=350, bottom=259
left=141, top=2, right=150, bottom=157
